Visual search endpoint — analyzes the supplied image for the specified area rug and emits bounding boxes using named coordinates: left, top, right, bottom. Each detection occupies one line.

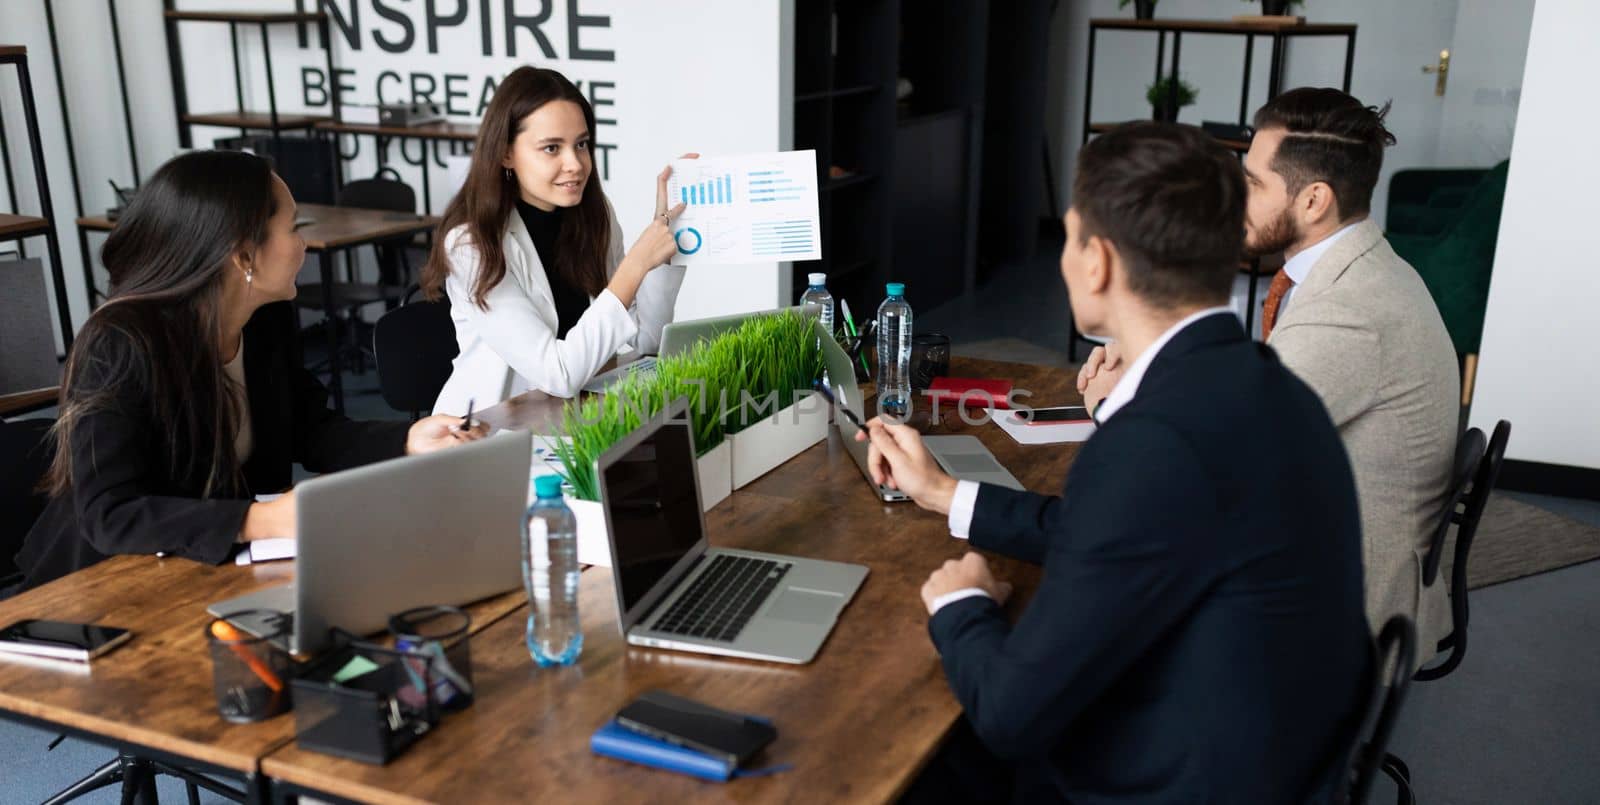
left=1465, top=493, right=1600, bottom=589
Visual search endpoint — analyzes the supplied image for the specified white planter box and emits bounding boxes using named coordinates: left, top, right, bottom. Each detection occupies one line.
left=728, top=390, right=829, bottom=489
left=697, top=440, right=732, bottom=511
left=562, top=495, right=613, bottom=568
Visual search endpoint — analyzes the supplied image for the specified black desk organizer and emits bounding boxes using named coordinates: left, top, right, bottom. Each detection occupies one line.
left=290, top=632, right=440, bottom=765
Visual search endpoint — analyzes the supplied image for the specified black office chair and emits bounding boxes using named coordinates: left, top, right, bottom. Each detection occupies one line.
left=1374, top=421, right=1512, bottom=804
left=1347, top=615, right=1418, bottom=805
left=374, top=287, right=459, bottom=420
left=295, top=169, right=419, bottom=376
left=0, top=417, right=55, bottom=592
left=1415, top=419, right=1512, bottom=681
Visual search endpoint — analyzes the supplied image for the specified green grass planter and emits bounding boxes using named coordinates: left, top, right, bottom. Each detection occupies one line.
left=551, top=311, right=827, bottom=511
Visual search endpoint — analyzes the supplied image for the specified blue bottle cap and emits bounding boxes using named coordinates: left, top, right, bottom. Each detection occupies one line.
left=885, top=282, right=905, bottom=296
left=534, top=474, right=564, bottom=499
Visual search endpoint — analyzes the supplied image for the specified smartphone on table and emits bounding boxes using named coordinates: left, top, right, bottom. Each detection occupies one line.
left=1014, top=406, right=1093, bottom=425
left=615, top=690, right=777, bottom=766
left=0, top=619, right=133, bottom=663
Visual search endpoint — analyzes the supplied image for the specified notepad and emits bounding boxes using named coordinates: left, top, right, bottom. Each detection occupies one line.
left=234, top=538, right=295, bottom=566
left=995, top=407, right=1096, bottom=445
left=927, top=377, right=1015, bottom=409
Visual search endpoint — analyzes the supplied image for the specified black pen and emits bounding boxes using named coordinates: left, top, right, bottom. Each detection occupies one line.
left=460, top=399, right=475, bottom=433
left=811, top=380, right=865, bottom=430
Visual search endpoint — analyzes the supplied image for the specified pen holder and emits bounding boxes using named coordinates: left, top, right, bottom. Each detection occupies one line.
left=388, top=605, right=475, bottom=712
left=290, top=632, right=440, bottom=765
left=206, top=610, right=294, bottom=723
left=842, top=334, right=873, bottom=384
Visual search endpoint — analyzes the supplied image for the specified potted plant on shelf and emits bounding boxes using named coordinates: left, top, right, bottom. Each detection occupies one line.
left=1146, top=76, right=1197, bottom=123
left=1119, top=0, right=1158, bottom=20
left=1250, top=0, right=1305, bottom=17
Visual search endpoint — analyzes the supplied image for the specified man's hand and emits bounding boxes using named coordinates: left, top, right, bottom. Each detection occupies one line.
left=406, top=415, right=488, bottom=455
left=855, top=417, right=958, bottom=514
left=1075, top=342, right=1126, bottom=413
left=921, top=553, right=1012, bottom=614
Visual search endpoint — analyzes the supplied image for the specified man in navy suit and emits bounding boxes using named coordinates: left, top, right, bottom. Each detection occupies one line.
left=865, top=122, right=1370, bottom=803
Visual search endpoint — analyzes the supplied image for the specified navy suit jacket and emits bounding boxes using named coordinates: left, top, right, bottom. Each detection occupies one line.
left=929, top=313, right=1370, bottom=803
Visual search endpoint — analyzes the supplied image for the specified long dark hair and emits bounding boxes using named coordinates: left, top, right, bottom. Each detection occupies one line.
left=421, top=66, right=611, bottom=308
left=45, top=150, right=278, bottom=499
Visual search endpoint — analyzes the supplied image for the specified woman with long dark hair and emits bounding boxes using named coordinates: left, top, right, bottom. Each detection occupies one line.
left=422, top=66, right=691, bottom=412
left=15, top=150, right=483, bottom=590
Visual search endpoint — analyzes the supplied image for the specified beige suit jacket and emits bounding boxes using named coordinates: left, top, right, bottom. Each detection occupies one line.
left=1268, top=219, right=1459, bottom=664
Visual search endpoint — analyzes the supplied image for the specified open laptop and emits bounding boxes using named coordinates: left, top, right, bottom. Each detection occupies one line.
left=818, top=323, right=1025, bottom=501
left=598, top=399, right=867, bottom=664
left=208, top=431, right=531, bottom=655
left=581, top=306, right=807, bottom=394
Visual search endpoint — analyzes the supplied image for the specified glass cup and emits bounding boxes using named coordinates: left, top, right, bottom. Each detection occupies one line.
left=206, top=610, right=294, bottom=723
left=911, top=333, right=952, bottom=391
left=388, top=605, right=474, bottom=712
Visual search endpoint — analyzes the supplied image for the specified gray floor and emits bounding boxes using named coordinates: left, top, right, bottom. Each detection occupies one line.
left=5, top=245, right=1600, bottom=802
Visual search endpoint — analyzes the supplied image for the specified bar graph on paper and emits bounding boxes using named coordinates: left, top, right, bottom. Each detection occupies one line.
left=665, top=150, right=821, bottom=265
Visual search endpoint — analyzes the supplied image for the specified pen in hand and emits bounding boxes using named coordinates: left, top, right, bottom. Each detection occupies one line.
left=812, top=380, right=865, bottom=430
left=459, top=399, right=475, bottom=435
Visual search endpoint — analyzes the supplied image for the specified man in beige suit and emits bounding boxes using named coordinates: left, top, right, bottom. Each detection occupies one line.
left=1078, top=88, right=1459, bottom=667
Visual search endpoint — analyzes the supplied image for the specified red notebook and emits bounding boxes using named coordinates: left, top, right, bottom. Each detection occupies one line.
left=926, top=377, right=1014, bottom=409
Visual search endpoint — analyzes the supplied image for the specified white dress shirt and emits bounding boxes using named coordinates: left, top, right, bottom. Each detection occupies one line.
left=927, top=306, right=1236, bottom=615
left=1280, top=222, right=1359, bottom=312
left=432, top=201, right=686, bottom=415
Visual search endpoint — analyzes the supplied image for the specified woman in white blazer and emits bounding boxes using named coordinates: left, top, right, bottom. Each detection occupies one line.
left=422, top=66, right=690, bottom=414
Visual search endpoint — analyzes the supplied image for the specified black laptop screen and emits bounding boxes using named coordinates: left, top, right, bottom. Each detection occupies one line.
left=602, top=419, right=704, bottom=614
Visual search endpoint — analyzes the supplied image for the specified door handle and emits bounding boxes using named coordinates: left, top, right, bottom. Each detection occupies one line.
left=1421, top=49, right=1450, bottom=97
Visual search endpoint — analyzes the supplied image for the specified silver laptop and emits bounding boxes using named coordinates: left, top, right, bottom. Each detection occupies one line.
left=208, top=431, right=531, bottom=655
left=598, top=399, right=867, bottom=664
left=581, top=306, right=808, bottom=393
left=818, top=324, right=1024, bottom=500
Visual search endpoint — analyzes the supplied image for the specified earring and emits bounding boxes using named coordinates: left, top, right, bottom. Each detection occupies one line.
left=504, top=168, right=513, bottom=181
left=245, top=269, right=253, bottom=285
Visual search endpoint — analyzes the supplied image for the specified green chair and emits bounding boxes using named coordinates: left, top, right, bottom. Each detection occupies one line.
left=1385, top=160, right=1510, bottom=405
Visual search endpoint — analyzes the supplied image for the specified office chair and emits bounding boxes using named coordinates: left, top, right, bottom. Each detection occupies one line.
left=0, top=417, right=55, bottom=592
left=1415, top=420, right=1512, bottom=682
left=374, top=287, right=459, bottom=420
left=1347, top=615, right=1418, bottom=805
left=1374, top=421, right=1511, bottom=804
left=295, top=169, right=418, bottom=376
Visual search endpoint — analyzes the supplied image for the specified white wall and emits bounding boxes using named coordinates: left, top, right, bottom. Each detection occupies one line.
left=0, top=0, right=791, bottom=352
left=1467, top=0, right=1600, bottom=470
left=1045, top=0, right=1464, bottom=227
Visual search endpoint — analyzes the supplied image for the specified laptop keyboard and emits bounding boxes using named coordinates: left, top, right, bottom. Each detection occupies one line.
left=652, top=554, right=791, bottom=643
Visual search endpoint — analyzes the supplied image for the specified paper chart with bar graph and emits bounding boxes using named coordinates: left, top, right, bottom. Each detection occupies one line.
left=665, top=150, right=822, bottom=266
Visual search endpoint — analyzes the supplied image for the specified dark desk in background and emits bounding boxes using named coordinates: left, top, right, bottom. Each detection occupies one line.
left=78, top=204, right=439, bottom=414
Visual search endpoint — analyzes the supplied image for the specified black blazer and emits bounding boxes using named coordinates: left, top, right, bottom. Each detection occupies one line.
left=930, top=313, right=1371, bottom=803
left=16, top=302, right=408, bottom=590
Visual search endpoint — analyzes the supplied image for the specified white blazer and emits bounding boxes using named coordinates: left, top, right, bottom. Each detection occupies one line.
left=432, top=202, right=686, bottom=414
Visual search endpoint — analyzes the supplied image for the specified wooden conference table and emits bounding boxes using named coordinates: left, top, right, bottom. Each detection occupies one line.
left=0, top=357, right=1081, bottom=803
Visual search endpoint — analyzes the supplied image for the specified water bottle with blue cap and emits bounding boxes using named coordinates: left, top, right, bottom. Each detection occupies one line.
left=524, top=475, right=582, bottom=666
left=876, top=282, right=913, bottom=419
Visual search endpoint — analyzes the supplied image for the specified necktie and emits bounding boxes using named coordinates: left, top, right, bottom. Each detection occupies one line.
left=1260, top=269, right=1294, bottom=341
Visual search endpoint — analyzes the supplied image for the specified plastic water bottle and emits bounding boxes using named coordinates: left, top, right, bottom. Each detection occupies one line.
left=800, top=272, right=835, bottom=386
left=876, top=282, right=913, bottom=419
left=523, top=475, right=582, bottom=666
left=799, top=272, right=835, bottom=336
